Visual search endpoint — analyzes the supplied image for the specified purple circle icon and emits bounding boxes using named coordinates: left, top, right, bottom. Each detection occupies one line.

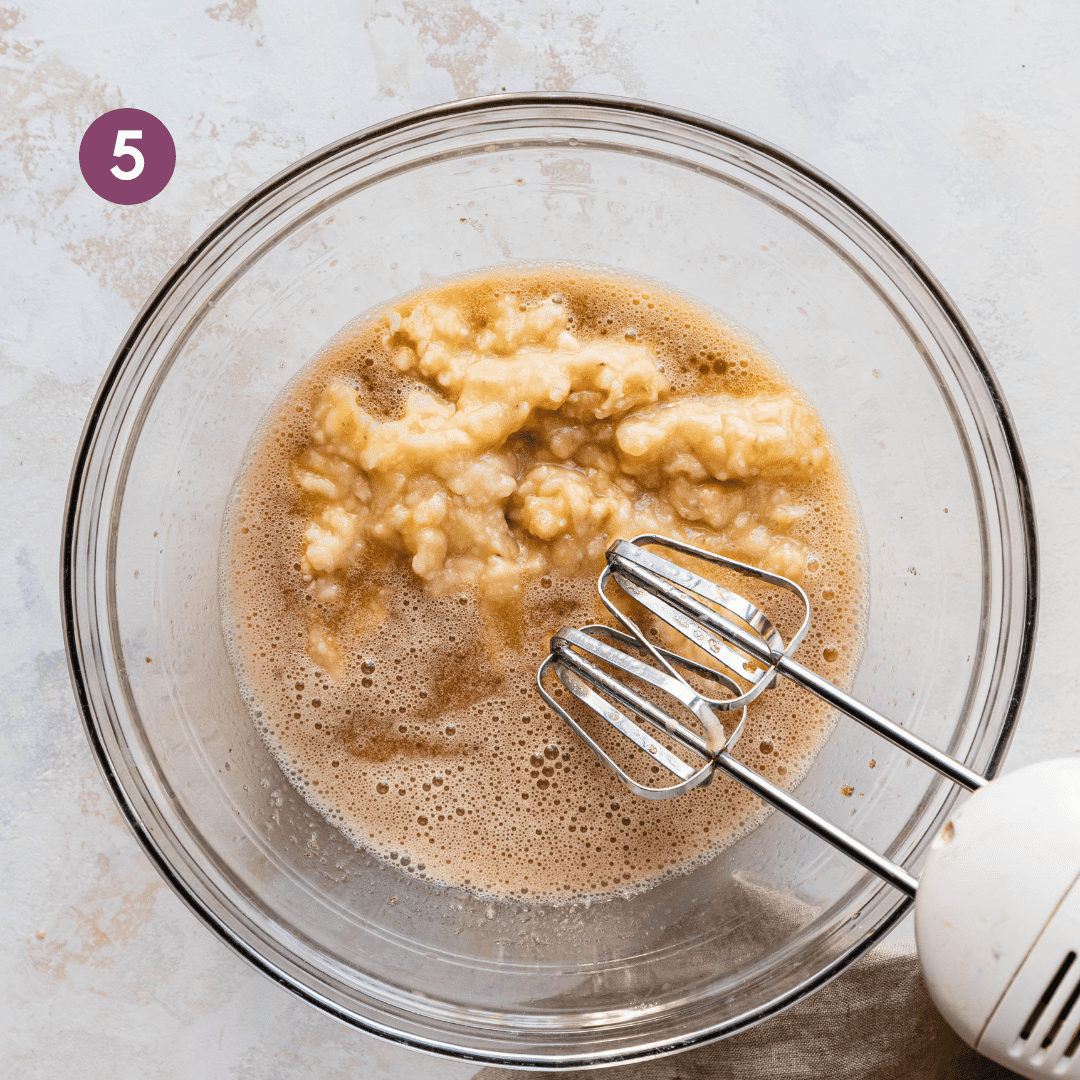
left=79, top=108, right=176, bottom=205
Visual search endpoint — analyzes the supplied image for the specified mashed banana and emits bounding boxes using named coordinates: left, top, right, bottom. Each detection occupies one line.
left=294, top=290, right=828, bottom=676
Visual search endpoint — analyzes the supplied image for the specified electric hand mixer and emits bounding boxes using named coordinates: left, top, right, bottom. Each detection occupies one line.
left=537, top=534, right=1080, bottom=1079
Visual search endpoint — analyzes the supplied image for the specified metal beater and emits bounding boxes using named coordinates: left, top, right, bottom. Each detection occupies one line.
left=536, top=533, right=987, bottom=898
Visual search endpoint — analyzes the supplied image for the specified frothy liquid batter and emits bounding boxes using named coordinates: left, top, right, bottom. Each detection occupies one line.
left=223, top=266, right=867, bottom=903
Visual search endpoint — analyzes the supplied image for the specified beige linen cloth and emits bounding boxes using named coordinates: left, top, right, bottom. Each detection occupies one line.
left=476, top=880, right=1023, bottom=1080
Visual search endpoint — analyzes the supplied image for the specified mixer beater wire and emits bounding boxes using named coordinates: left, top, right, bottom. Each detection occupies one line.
left=538, top=534, right=990, bottom=898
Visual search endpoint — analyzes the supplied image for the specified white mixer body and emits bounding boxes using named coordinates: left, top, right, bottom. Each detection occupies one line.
left=915, top=758, right=1080, bottom=1078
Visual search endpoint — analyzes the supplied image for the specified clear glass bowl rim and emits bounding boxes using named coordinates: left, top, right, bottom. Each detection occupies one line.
left=61, top=92, right=1039, bottom=1067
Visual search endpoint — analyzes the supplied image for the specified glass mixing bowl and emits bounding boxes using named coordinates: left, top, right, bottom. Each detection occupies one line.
left=62, top=94, right=1037, bottom=1068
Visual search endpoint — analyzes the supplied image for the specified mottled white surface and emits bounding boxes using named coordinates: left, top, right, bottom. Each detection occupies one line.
left=2, top=1, right=1078, bottom=1076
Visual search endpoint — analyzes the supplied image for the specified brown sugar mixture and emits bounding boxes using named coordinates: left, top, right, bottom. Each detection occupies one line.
left=222, top=264, right=867, bottom=903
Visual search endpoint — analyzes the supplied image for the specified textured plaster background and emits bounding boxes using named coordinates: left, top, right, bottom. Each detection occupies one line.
left=1, top=1, right=1078, bottom=1076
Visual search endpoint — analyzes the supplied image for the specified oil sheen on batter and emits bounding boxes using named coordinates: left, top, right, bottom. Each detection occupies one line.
left=223, top=265, right=867, bottom=903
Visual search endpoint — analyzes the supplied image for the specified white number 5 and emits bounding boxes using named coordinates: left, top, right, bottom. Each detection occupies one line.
left=110, top=130, right=145, bottom=180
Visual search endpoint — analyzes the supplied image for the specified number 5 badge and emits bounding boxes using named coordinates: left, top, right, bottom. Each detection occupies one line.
left=80, top=108, right=176, bottom=205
